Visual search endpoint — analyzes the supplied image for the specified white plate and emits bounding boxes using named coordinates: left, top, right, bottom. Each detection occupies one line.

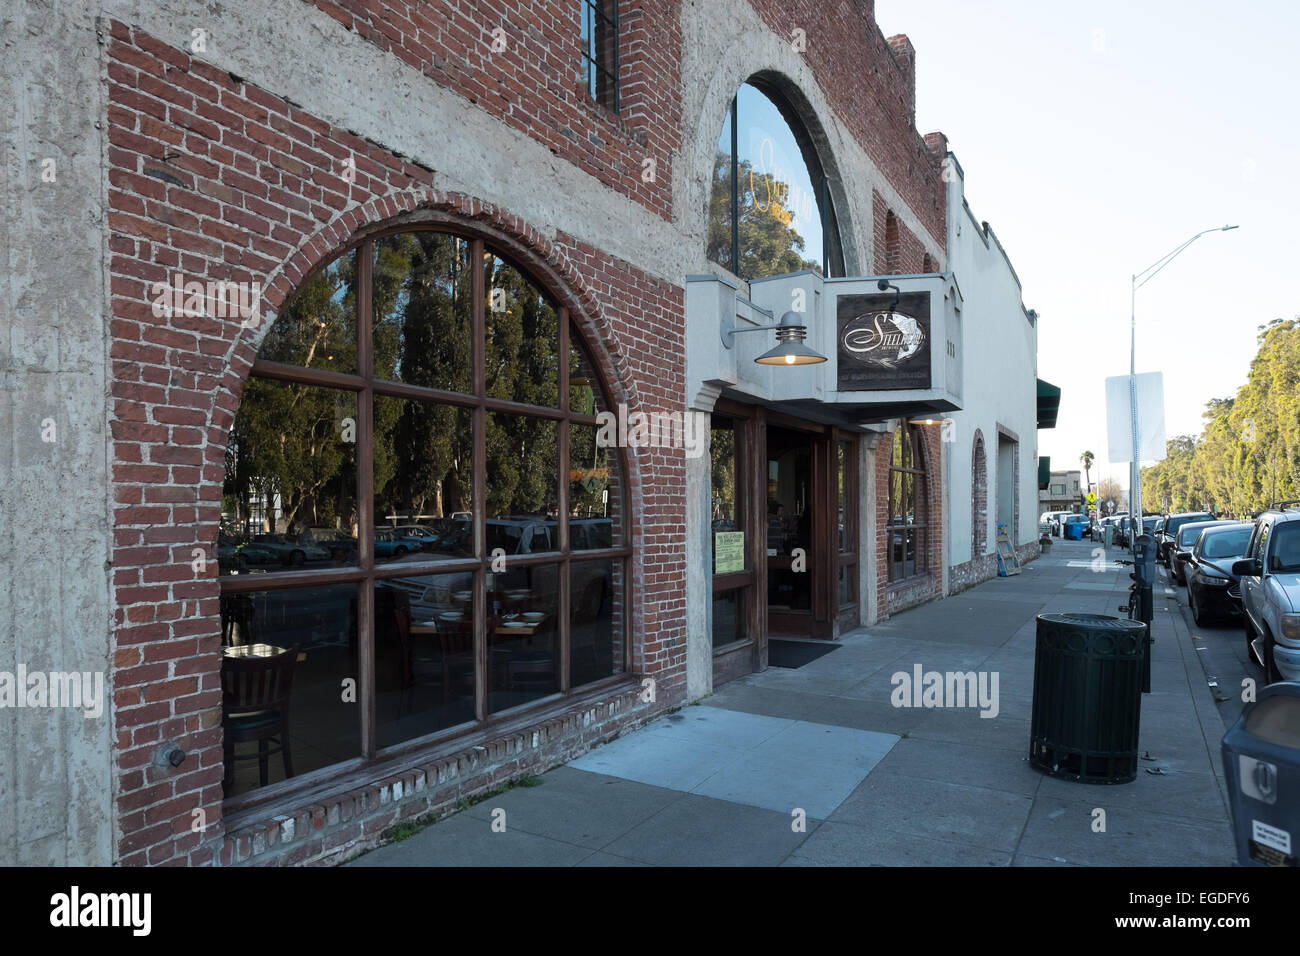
left=522, top=612, right=545, bottom=621
left=503, top=621, right=530, bottom=628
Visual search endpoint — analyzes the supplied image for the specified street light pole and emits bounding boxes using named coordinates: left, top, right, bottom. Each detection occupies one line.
left=1128, top=225, right=1238, bottom=538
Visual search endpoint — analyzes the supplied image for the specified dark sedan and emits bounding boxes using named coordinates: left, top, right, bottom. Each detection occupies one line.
left=1186, top=524, right=1254, bottom=627
left=1156, top=512, right=1215, bottom=566
left=1170, top=519, right=1236, bottom=586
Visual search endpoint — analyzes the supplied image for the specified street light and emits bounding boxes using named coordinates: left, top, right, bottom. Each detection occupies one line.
left=1128, top=225, right=1238, bottom=537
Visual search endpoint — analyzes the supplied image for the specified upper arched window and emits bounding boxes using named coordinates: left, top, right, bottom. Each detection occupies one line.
left=708, top=80, right=844, bottom=280
left=218, top=228, right=629, bottom=802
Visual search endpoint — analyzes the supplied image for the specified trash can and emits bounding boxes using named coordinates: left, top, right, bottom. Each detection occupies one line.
left=1030, top=613, right=1147, bottom=784
left=1065, top=520, right=1083, bottom=541
left=1221, top=682, right=1300, bottom=866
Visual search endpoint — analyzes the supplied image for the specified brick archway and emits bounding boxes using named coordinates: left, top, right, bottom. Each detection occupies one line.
left=113, top=188, right=652, bottom=864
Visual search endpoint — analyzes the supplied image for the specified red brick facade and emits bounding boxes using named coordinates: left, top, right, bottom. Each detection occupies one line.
left=102, top=0, right=948, bottom=865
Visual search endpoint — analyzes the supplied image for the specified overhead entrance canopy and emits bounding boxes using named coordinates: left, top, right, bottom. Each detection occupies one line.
left=1037, top=378, right=1061, bottom=429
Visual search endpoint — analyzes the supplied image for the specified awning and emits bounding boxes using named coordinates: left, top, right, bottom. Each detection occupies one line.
left=1037, top=378, right=1061, bottom=429
left=1038, top=456, right=1051, bottom=490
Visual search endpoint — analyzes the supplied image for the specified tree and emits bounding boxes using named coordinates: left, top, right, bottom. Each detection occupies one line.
left=707, top=152, right=820, bottom=279
left=1079, top=450, right=1094, bottom=501
left=1097, top=477, right=1124, bottom=516
left=1140, top=316, right=1300, bottom=514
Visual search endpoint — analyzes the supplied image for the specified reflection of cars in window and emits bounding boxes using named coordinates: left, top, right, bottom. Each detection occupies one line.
left=388, top=517, right=613, bottom=621
left=251, top=533, right=331, bottom=566
left=217, top=534, right=278, bottom=572
left=299, top=527, right=358, bottom=561
left=392, top=525, right=442, bottom=551
left=374, top=529, right=430, bottom=558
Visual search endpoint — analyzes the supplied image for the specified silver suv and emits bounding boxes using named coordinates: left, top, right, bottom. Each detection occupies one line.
left=1236, top=503, right=1300, bottom=683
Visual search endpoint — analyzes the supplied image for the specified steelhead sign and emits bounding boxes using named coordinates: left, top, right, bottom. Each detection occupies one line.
left=836, top=291, right=932, bottom=390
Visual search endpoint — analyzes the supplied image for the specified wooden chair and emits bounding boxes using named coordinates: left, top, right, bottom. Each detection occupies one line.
left=221, top=644, right=299, bottom=790
left=220, top=593, right=255, bottom=647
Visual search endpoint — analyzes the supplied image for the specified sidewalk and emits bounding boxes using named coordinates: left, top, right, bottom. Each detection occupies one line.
left=348, top=539, right=1235, bottom=866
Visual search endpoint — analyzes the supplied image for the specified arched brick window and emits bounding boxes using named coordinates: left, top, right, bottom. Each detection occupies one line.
left=888, top=420, right=929, bottom=580
left=972, top=429, right=988, bottom=558
left=217, top=227, right=629, bottom=802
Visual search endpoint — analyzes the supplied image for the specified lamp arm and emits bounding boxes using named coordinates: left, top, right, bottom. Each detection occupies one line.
left=1133, top=225, right=1238, bottom=291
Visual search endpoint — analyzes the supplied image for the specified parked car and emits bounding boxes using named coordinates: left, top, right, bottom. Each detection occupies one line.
left=1113, top=514, right=1157, bottom=548
left=1156, top=511, right=1215, bottom=566
left=392, top=524, right=444, bottom=551
left=1185, top=524, right=1254, bottom=626
left=299, top=527, right=358, bottom=562
left=374, top=529, right=429, bottom=559
left=386, top=516, right=613, bottom=623
left=251, top=533, right=331, bottom=566
left=217, top=534, right=278, bottom=572
left=1236, top=505, right=1300, bottom=683
left=1170, top=519, right=1237, bottom=586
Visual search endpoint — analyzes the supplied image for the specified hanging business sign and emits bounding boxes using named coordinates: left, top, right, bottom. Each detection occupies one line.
left=836, top=291, right=932, bottom=391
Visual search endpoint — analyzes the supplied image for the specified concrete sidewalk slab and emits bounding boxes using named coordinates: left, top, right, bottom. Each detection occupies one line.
left=571, top=707, right=899, bottom=818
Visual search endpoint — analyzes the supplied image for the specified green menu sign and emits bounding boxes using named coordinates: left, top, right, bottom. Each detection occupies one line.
left=714, top=531, right=745, bottom=573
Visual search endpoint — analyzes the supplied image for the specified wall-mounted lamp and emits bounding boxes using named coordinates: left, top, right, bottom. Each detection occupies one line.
left=720, top=310, right=827, bottom=366
left=907, top=416, right=954, bottom=427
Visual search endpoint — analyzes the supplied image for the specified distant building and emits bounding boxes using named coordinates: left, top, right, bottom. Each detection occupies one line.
left=1039, top=470, right=1083, bottom=512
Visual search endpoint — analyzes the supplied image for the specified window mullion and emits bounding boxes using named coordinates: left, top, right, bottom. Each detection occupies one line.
left=356, top=239, right=376, bottom=761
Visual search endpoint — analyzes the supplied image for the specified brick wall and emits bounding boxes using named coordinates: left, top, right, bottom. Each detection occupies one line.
left=105, top=20, right=684, bottom=865
left=300, top=0, right=682, bottom=219
left=100, top=0, right=949, bottom=866
left=750, top=1, right=945, bottom=246
left=872, top=189, right=929, bottom=274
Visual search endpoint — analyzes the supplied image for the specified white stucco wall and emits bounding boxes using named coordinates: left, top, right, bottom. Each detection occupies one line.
left=941, top=155, right=1040, bottom=565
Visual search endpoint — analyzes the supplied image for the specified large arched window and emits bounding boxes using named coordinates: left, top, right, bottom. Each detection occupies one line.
left=888, top=420, right=929, bottom=581
left=218, top=229, right=629, bottom=801
left=708, top=80, right=844, bottom=280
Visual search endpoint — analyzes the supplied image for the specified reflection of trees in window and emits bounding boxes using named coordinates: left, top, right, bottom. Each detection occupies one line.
left=484, top=256, right=559, bottom=408
left=220, top=226, right=631, bottom=799
left=888, top=421, right=929, bottom=581
left=257, top=253, right=357, bottom=371
left=711, top=424, right=737, bottom=524
left=225, top=381, right=357, bottom=534
left=706, top=82, right=840, bottom=281
left=708, top=154, right=819, bottom=280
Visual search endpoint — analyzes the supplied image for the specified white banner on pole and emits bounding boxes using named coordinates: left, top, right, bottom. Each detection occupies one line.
left=1105, top=372, right=1166, bottom=464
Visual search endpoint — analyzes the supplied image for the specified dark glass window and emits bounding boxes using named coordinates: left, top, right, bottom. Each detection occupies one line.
left=220, top=229, right=631, bottom=802
left=580, top=0, right=619, bottom=111
left=708, top=82, right=843, bottom=280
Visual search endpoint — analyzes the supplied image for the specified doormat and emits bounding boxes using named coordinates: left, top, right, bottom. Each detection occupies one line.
left=768, top=639, right=841, bottom=669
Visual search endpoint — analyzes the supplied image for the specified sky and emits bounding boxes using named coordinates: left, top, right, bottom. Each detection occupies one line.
left=875, top=0, right=1299, bottom=492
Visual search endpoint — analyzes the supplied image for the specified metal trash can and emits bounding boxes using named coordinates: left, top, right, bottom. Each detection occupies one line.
left=1222, top=682, right=1300, bottom=866
left=1030, top=613, right=1147, bottom=784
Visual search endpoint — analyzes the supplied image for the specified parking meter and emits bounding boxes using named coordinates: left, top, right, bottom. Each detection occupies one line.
left=1133, top=533, right=1156, bottom=693
left=1222, top=682, right=1300, bottom=866
left=1132, top=534, right=1156, bottom=588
